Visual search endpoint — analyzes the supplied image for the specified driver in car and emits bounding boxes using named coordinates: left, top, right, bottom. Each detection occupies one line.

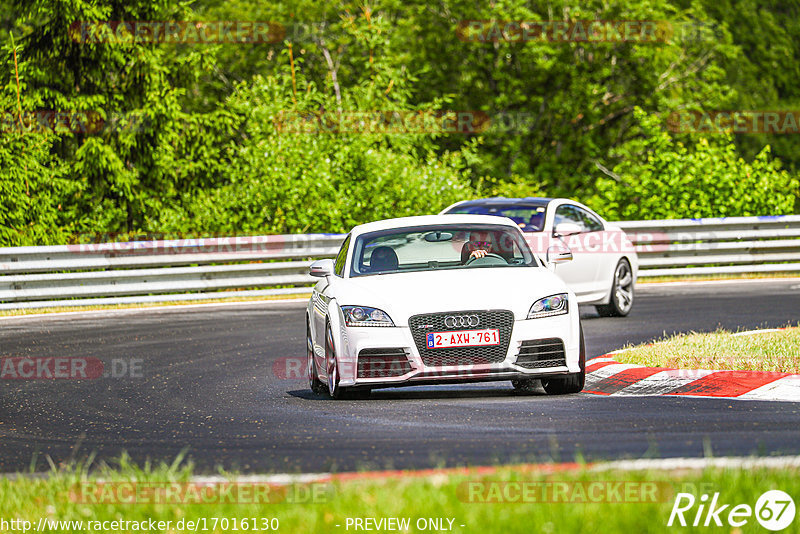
left=462, top=231, right=494, bottom=263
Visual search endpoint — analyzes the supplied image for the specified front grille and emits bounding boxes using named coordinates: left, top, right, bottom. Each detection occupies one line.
left=515, top=338, right=566, bottom=369
left=357, top=348, right=412, bottom=378
left=408, top=310, right=513, bottom=367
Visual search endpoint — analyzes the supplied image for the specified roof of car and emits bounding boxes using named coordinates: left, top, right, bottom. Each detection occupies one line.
left=350, top=214, right=520, bottom=236
left=447, top=197, right=555, bottom=209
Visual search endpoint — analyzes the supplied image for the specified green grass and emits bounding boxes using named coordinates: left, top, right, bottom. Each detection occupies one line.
left=1, top=456, right=798, bottom=533
left=615, top=327, right=800, bottom=373
left=638, top=272, right=800, bottom=283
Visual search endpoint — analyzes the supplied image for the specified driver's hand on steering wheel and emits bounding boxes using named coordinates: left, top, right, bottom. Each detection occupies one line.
left=469, top=249, right=489, bottom=260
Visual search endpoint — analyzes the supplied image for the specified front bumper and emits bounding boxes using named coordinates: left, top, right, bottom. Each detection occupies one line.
left=336, top=312, right=580, bottom=388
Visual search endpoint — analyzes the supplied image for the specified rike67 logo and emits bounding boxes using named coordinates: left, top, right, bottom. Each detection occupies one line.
left=668, top=490, right=795, bottom=531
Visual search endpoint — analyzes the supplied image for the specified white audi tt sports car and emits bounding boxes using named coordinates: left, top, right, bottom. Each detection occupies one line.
left=441, top=197, right=638, bottom=317
left=306, top=215, right=585, bottom=399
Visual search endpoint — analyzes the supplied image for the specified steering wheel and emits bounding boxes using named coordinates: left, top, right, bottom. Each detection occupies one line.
left=465, top=252, right=508, bottom=266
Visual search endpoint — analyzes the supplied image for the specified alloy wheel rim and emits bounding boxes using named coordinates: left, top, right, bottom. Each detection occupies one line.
left=326, top=328, right=338, bottom=393
left=614, top=262, right=634, bottom=312
left=307, top=328, right=315, bottom=387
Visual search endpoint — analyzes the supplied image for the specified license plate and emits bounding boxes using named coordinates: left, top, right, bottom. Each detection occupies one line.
left=426, top=329, right=500, bottom=349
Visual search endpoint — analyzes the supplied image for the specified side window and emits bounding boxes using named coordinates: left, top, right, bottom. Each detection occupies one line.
left=554, top=205, right=582, bottom=228
left=334, top=235, right=350, bottom=277
left=555, top=205, right=603, bottom=233
left=576, top=208, right=604, bottom=232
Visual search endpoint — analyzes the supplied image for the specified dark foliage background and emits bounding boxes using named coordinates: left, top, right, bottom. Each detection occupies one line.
left=1, top=0, right=798, bottom=245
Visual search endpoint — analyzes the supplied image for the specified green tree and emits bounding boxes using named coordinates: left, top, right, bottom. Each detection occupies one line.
left=3, top=0, right=800, bottom=247
left=160, top=15, right=476, bottom=234
left=0, top=36, right=74, bottom=245
left=9, top=0, right=206, bottom=236
left=380, top=0, right=739, bottom=198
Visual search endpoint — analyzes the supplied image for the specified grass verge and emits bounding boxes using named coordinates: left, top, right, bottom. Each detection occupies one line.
left=615, top=327, right=800, bottom=373
left=638, top=272, right=800, bottom=283
left=1, top=457, right=798, bottom=533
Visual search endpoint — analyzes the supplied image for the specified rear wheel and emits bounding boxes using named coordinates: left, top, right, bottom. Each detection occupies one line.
left=595, top=259, right=634, bottom=317
left=307, top=321, right=326, bottom=394
left=541, top=324, right=585, bottom=395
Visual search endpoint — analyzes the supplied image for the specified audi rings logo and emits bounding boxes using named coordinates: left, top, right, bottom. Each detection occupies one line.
left=444, top=315, right=480, bottom=328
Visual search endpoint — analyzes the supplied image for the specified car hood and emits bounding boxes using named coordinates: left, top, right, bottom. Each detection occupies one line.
left=333, top=267, right=571, bottom=325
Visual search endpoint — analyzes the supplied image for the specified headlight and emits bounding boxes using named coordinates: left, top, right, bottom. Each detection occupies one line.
left=341, top=306, right=395, bottom=327
left=527, top=293, right=568, bottom=319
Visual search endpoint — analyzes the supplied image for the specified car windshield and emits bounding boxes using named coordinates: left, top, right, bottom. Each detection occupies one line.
left=350, top=224, right=537, bottom=277
left=446, top=204, right=547, bottom=232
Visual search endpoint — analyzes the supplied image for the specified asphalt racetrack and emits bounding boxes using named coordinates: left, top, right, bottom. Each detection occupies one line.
left=1, top=279, right=799, bottom=473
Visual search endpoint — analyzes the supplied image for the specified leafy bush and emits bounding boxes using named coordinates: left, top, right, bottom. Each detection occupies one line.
left=590, top=109, right=799, bottom=220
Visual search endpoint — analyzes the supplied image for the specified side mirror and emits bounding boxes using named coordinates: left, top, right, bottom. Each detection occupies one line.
left=546, top=245, right=573, bottom=265
left=309, top=259, right=334, bottom=278
left=554, top=222, right=582, bottom=237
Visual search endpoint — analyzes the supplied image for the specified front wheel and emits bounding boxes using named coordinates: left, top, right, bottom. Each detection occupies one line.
left=541, top=324, right=585, bottom=395
left=595, top=259, right=634, bottom=317
left=307, top=322, right=326, bottom=394
left=324, top=323, right=370, bottom=400
left=325, top=323, right=344, bottom=399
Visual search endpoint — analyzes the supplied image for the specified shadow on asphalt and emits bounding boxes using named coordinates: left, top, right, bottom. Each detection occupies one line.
left=287, top=384, right=556, bottom=401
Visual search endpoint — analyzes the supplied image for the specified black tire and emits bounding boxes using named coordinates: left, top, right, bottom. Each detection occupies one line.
left=511, top=378, right=539, bottom=393
left=323, top=322, right=369, bottom=400
left=307, top=321, right=326, bottom=394
left=325, top=322, right=344, bottom=399
left=541, top=324, right=585, bottom=395
left=595, top=258, right=634, bottom=317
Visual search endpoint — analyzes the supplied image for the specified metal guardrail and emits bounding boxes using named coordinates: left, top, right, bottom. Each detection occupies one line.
left=617, top=215, right=800, bottom=277
left=1, top=216, right=799, bottom=309
left=0, top=235, right=343, bottom=310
